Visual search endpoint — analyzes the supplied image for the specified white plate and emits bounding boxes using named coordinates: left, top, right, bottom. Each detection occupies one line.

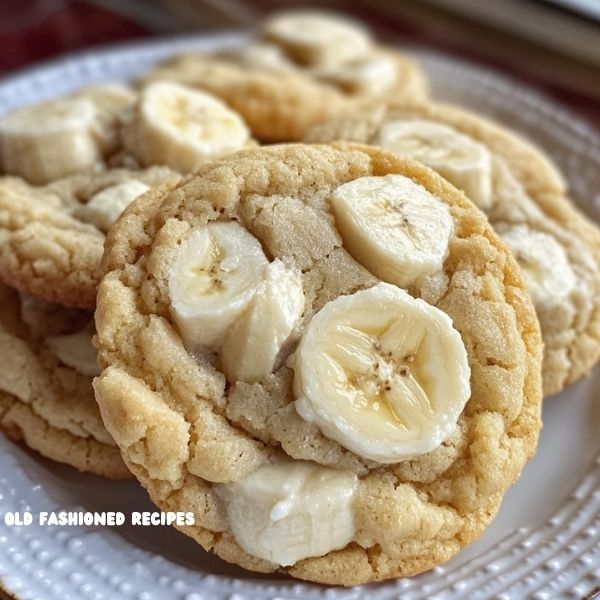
left=0, top=35, right=599, bottom=600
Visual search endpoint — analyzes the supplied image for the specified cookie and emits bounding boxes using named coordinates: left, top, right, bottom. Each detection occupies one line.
left=0, top=166, right=180, bottom=308
left=306, top=103, right=600, bottom=396
left=93, top=143, right=542, bottom=584
left=0, top=283, right=129, bottom=479
left=139, top=11, right=427, bottom=142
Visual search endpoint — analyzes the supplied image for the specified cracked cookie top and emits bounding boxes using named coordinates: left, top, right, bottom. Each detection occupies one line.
left=93, top=143, right=542, bottom=584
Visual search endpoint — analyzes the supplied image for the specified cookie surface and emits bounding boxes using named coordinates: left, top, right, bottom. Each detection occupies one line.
left=0, top=283, right=129, bottom=478
left=139, top=13, right=427, bottom=142
left=0, top=167, right=180, bottom=308
left=306, top=103, right=600, bottom=396
left=94, top=144, right=542, bottom=584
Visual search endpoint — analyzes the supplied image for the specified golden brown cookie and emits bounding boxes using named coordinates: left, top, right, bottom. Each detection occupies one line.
left=93, top=143, right=542, bottom=584
left=0, top=167, right=180, bottom=308
left=306, top=102, right=600, bottom=396
left=139, top=12, right=427, bottom=142
left=0, top=283, right=129, bottom=478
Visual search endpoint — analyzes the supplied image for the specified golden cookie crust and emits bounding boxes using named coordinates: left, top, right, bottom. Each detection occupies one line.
left=0, top=167, right=180, bottom=308
left=0, top=283, right=130, bottom=479
left=138, top=50, right=427, bottom=142
left=94, top=144, right=542, bottom=584
left=306, top=103, right=600, bottom=396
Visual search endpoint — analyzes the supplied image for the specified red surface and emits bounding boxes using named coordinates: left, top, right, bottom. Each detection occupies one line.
left=0, top=0, right=149, bottom=74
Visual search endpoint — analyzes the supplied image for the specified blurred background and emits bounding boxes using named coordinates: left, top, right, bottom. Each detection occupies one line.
left=0, top=0, right=598, bottom=123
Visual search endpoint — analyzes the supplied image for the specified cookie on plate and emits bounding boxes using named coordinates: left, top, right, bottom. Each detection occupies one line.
left=93, top=143, right=542, bottom=584
left=306, top=103, right=600, bottom=396
left=0, top=283, right=129, bottom=478
left=0, top=166, right=180, bottom=308
left=140, top=11, right=428, bottom=142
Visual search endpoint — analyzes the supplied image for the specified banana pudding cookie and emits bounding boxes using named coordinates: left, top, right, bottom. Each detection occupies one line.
left=0, top=283, right=129, bottom=478
left=0, top=166, right=180, bottom=308
left=93, top=143, right=542, bottom=584
left=139, top=11, right=427, bottom=141
left=306, top=103, right=600, bottom=396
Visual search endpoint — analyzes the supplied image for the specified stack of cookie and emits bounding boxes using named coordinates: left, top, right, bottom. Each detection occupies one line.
left=0, top=78, right=256, bottom=476
left=1, top=10, right=599, bottom=587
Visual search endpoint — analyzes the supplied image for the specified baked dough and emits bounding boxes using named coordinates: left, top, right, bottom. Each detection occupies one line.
left=93, top=144, right=542, bottom=584
left=0, top=283, right=129, bottom=479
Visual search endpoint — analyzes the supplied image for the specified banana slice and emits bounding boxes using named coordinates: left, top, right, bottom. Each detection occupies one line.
left=0, top=97, right=102, bottom=184
left=216, top=459, right=357, bottom=566
left=46, top=322, right=100, bottom=377
left=330, top=175, right=453, bottom=287
left=313, top=53, right=397, bottom=95
left=220, top=259, right=305, bottom=383
left=293, top=283, right=471, bottom=463
left=169, top=221, right=269, bottom=350
left=496, top=224, right=576, bottom=307
left=74, top=179, right=150, bottom=233
left=377, top=119, right=494, bottom=209
left=220, top=42, right=297, bottom=73
left=122, top=82, right=250, bottom=173
left=262, top=11, right=372, bottom=67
